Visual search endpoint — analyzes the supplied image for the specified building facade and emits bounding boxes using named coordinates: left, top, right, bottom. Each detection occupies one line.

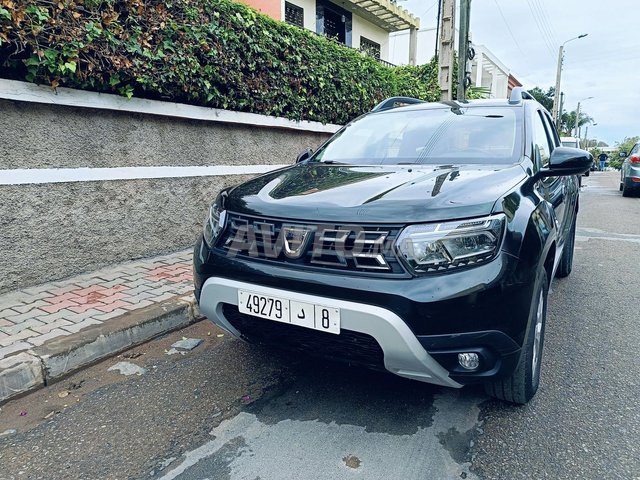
left=389, top=27, right=521, bottom=98
left=239, top=0, right=419, bottom=64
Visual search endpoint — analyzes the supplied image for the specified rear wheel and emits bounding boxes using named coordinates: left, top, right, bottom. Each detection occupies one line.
left=622, top=180, right=633, bottom=197
left=555, top=212, right=576, bottom=278
left=484, top=269, right=548, bottom=404
left=619, top=182, right=624, bottom=192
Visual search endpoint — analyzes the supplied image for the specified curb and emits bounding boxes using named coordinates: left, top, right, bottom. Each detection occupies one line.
left=0, top=296, right=203, bottom=404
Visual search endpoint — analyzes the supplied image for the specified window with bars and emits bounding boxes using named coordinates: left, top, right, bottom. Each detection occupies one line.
left=285, top=2, right=304, bottom=28
left=360, top=37, right=381, bottom=59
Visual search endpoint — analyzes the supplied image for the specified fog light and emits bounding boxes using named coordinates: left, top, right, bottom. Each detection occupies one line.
left=458, top=353, right=480, bottom=370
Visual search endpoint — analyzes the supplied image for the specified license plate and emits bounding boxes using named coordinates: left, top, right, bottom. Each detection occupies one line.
left=237, top=290, right=340, bottom=334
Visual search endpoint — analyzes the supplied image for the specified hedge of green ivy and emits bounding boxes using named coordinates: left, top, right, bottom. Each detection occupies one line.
left=0, top=0, right=441, bottom=124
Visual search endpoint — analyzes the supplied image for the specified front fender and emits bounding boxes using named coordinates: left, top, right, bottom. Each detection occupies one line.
left=496, top=177, right=558, bottom=286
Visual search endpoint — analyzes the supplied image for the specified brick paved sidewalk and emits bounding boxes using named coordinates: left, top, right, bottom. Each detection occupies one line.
left=0, top=250, right=194, bottom=360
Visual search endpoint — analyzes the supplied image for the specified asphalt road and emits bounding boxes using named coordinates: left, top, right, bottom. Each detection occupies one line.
left=0, top=171, right=638, bottom=480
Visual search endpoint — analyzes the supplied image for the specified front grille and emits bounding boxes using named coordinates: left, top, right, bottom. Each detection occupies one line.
left=223, top=304, right=386, bottom=370
left=215, top=212, right=406, bottom=275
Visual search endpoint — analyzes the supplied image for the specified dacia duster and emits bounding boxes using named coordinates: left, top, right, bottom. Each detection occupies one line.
left=193, top=89, right=592, bottom=404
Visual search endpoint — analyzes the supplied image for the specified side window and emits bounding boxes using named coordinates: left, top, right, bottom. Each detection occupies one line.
left=541, top=112, right=560, bottom=148
left=532, top=111, right=553, bottom=167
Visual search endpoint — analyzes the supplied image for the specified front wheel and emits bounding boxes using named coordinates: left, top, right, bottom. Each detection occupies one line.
left=484, top=269, right=548, bottom=404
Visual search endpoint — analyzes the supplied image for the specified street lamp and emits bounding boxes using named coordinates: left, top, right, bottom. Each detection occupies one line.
left=583, top=123, right=597, bottom=149
left=552, top=34, right=588, bottom=128
left=575, top=96, right=594, bottom=138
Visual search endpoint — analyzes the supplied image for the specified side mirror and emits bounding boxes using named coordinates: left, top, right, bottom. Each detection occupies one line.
left=619, top=151, right=628, bottom=158
left=539, top=147, right=593, bottom=177
left=296, top=148, right=313, bottom=163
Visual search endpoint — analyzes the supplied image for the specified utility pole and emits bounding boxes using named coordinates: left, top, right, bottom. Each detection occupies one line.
left=457, top=0, right=471, bottom=101
left=583, top=125, right=589, bottom=149
left=438, top=0, right=456, bottom=101
left=575, top=96, right=594, bottom=138
left=558, top=92, right=565, bottom=133
left=552, top=45, right=564, bottom=128
left=552, top=34, right=588, bottom=128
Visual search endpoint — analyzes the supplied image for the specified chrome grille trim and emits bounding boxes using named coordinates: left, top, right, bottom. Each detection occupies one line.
left=216, top=212, right=406, bottom=275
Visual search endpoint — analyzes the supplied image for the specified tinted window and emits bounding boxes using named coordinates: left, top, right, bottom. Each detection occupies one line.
left=532, top=111, right=552, bottom=167
left=312, top=107, right=523, bottom=165
left=541, top=112, right=559, bottom=147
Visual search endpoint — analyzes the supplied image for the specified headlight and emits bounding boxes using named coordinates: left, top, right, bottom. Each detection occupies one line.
left=203, top=201, right=227, bottom=247
left=395, top=214, right=505, bottom=273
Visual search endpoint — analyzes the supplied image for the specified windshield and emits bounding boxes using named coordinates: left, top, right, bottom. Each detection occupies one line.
left=562, top=141, right=579, bottom=148
left=312, top=106, right=523, bottom=165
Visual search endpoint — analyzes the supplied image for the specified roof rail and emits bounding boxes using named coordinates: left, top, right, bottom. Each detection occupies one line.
left=508, top=87, right=535, bottom=105
left=372, top=96, right=425, bottom=112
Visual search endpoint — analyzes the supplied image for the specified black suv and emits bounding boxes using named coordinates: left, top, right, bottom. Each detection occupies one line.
left=193, top=89, right=592, bottom=404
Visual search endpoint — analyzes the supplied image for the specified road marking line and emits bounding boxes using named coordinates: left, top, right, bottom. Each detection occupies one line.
left=576, top=228, right=640, bottom=244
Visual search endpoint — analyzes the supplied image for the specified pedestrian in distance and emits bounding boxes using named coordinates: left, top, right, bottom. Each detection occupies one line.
left=598, top=152, right=608, bottom=171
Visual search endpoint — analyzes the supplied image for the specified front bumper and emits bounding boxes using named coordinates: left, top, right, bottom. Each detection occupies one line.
left=199, top=276, right=462, bottom=388
left=194, top=236, right=535, bottom=386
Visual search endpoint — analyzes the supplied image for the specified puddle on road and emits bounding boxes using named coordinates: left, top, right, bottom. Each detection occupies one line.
left=159, top=389, right=483, bottom=480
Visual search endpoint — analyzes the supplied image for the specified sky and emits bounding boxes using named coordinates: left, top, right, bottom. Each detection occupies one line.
left=399, top=0, right=640, bottom=146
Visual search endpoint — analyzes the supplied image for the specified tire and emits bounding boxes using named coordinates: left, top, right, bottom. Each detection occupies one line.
left=622, top=181, right=633, bottom=197
left=620, top=182, right=624, bottom=192
left=484, top=269, right=548, bottom=404
left=555, top=212, right=576, bottom=278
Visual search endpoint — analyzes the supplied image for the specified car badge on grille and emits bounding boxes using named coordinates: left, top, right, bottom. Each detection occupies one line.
left=282, top=226, right=313, bottom=259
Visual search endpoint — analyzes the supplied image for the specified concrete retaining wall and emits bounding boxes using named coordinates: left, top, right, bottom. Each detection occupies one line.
left=0, top=82, right=337, bottom=293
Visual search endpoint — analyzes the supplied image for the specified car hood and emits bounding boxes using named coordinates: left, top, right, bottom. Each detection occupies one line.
left=224, top=163, right=527, bottom=223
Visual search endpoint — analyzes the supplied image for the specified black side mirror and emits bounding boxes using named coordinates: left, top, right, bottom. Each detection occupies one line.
left=296, top=148, right=313, bottom=163
left=539, top=147, right=593, bottom=177
left=619, top=151, right=628, bottom=158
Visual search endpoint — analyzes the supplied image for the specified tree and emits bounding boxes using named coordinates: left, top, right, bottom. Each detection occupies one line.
left=527, top=87, right=595, bottom=136
left=561, top=111, right=593, bottom=136
left=608, top=136, right=640, bottom=170
left=528, top=86, right=555, bottom=112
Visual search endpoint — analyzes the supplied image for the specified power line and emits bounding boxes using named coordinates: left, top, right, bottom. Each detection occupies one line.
left=492, top=0, right=527, bottom=58
left=525, top=0, right=556, bottom=59
left=532, top=0, right=559, bottom=47
left=418, top=0, right=440, bottom=22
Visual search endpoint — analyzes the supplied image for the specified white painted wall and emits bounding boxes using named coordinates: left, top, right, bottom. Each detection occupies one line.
left=390, top=31, right=514, bottom=98
left=389, top=27, right=451, bottom=66
left=352, top=15, right=390, bottom=61
left=0, top=78, right=340, bottom=133
left=468, top=45, right=510, bottom=98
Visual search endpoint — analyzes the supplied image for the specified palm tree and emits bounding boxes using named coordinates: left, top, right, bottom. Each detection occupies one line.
left=560, top=111, right=593, bottom=135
